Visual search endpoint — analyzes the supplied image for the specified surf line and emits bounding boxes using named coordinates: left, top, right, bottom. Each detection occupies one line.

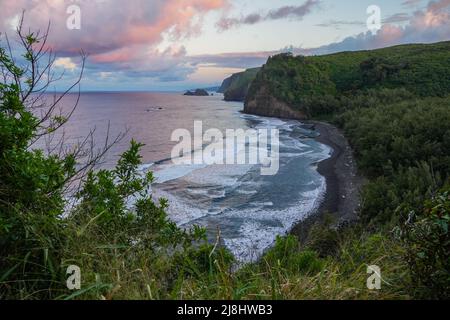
left=170, top=120, right=280, bottom=176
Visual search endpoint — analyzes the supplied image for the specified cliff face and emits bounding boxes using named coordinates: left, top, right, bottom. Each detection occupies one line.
left=244, top=84, right=307, bottom=120
left=218, top=68, right=259, bottom=101
left=217, top=76, right=233, bottom=93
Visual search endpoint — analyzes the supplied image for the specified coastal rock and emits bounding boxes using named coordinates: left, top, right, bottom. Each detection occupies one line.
left=184, top=89, right=209, bottom=96
left=244, top=84, right=307, bottom=120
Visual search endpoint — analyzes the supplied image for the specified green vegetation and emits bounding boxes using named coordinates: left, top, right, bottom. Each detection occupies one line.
left=398, top=189, right=450, bottom=299
left=0, top=30, right=232, bottom=300
left=246, top=42, right=450, bottom=114
left=219, top=68, right=259, bottom=101
left=243, top=42, right=450, bottom=299
left=335, top=91, right=450, bottom=298
left=1, top=27, right=449, bottom=300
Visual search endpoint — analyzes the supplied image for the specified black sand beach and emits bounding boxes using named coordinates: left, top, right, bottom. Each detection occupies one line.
left=291, top=121, right=365, bottom=241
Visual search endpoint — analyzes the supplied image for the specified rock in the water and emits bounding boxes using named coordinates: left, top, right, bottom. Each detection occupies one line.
left=184, top=89, right=209, bottom=96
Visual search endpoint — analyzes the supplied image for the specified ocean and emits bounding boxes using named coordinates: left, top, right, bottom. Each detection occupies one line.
left=45, top=92, right=331, bottom=262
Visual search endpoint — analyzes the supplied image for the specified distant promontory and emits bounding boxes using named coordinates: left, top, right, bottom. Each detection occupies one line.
left=218, top=68, right=259, bottom=102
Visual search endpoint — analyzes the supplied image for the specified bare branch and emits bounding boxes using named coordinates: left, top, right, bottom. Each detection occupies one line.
left=0, top=13, right=127, bottom=200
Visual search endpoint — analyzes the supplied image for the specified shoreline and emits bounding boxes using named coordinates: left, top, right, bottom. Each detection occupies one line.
left=290, top=121, right=365, bottom=241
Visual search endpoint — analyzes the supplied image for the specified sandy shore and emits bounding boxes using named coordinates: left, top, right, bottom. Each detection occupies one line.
left=291, top=121, right=365, bottom=241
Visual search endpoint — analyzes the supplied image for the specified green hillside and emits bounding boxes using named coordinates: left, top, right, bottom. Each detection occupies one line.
left=246, top=41, right=450, bottom=116
left=242, top=41, right=450, bottom=300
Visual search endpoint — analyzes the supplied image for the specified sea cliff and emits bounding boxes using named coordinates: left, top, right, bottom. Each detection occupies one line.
left=242, top=41, right=450, bottom=120
left=244, top=84, right=306, bottom=119
left=218, top=68, right=259, bottom=102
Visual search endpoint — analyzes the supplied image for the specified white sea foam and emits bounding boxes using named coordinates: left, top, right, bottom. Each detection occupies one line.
left=224, top=221, right=283, bottom=263
left=141, top=113, right=332, bottom=263
left=139, top=163, right=154, bottom=171
left=153, top=163, right=208, bottom=184
left=223, top=176, right=326, bottom=264
left=224, top=179, right=326, bottom=263
left=236, top=189, right=258, bottom=195
left=152, top=187, right=210, bottom=225
left=249, top=201, right=274, bottom=207
left=152, top=162, right=328, bottom=263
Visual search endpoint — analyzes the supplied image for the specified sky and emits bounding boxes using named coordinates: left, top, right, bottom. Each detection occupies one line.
left=0, top=0, right=449, bottom=91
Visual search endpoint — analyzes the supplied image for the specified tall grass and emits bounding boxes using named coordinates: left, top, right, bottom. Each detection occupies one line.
left=52, top=223, right=410, bottom=300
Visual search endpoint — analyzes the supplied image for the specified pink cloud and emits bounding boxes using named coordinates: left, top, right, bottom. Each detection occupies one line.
left=376, top=24, right=405, bottom=44
left=0, top=0, right=229, bottom=84
left=1, top=0, right=449, bottom=86
left=92, top=48, right=136, bottom=64
left=428, top=0, right=450, bottom=11
left=0, top=0, right=227, bottom=58
left=303, top=0, right=450, bottom=55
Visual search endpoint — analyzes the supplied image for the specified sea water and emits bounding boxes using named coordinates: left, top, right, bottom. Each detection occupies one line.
left=43, top=92, right=331, bottom=263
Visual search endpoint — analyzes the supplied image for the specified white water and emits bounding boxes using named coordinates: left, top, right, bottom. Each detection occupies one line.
left=51, top=92, right=332, bottom=263
left=146, top=114, right=332, bottom=263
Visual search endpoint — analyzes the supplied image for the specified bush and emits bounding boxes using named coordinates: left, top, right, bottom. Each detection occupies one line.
left=397, top=189, right=450, bottom=299
left=339, top=97, right=450, bottom=178
left=305, top=216, right=341, bottom=258
left=361, top=163, right=442, bottom=225
left=263, top=236, right=324, bottom=275
left=0, top=26, right=229, bottom=300
left=1, top=42, right=71, bottom=298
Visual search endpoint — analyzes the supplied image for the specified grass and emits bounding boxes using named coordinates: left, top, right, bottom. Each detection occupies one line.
left=57, top=222, right=410, bottom=300
left=2, top=31, right=447, bottom=300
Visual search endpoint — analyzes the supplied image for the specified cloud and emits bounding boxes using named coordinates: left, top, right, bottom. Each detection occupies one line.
left=54, top=57, right=77, bottom=71
left=300, top=0, right=450, bottom=55
left=190, top=51, right=273, bottom=69
left=315, top=20, right=365, bottom=28
left=0, top=0, right=228, bottom=84
left=0, top=0, right=227, bottom=57
left=216, top=0, right=450, bottom=69
left=217, top=0, right=320, bottom=31
left=402, top=0, right=424, bottom=8
left=1, top=0, right=449, bottom=89
left=315, top=13, right=413, bottom=29
left=429, top=0, right=450, bottom=11
left=383, top=13, right=411, bottom=23
left=82, top=44, right=196, bottom=82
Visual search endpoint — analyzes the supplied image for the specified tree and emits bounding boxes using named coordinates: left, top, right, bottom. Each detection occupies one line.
left=0, top=16, right=90, bottom=298
left=0, top=17, right=227, bottom=300
left=397, top=189, right=450, bottom=299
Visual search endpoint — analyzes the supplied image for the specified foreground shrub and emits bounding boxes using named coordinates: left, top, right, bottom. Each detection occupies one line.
left=0, top=39, right=71, bottom=298
left=263, top=236, right=324, bottom=275
left=305, top=216, right=341, bottom=258
left=397, top=189, right=450, bottom=299
left=0, top=25, right=230, bottom=300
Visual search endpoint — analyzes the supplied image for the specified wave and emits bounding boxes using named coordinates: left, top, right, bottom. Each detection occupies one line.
left=139, top=113, right=332, bottom=262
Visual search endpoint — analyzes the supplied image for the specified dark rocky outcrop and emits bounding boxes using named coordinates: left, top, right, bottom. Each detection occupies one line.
left=217, top=77, right=233, bottom=93
left=184, top=89, right=209, bottom=96
left=218, top=68, right=259, bottom=102
left=244, top=84, right=307, bottom=120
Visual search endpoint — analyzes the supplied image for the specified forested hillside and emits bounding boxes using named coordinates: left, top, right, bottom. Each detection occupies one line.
left=241, top=42, right=450, bottom=299
left=245, top=41, right=450, bottom=118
